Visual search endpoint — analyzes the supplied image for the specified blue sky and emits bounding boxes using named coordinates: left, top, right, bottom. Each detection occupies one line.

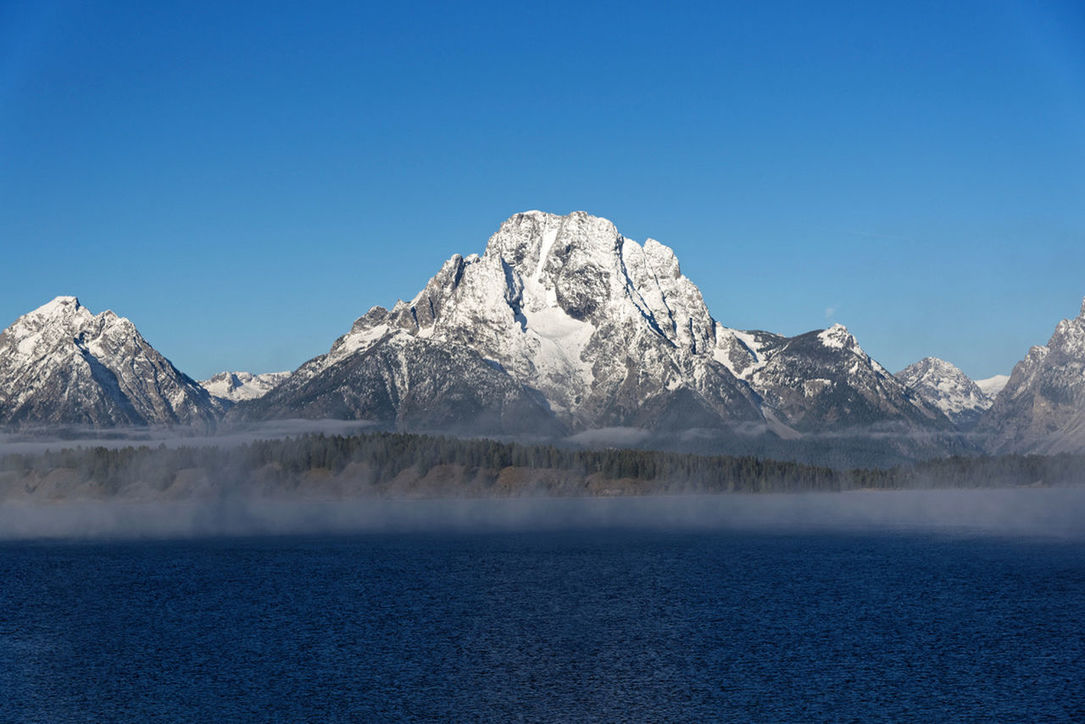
left=1, top=0, right=1083, bottom=380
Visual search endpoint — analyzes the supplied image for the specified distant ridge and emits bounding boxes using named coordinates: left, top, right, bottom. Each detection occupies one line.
left=201, top=371, right=290, bottom=403
left=895, top=357, right=993, bottom=428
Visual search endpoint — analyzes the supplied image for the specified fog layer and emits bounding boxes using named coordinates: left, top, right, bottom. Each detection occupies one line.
left=2, top=489, right=1084, bottom=541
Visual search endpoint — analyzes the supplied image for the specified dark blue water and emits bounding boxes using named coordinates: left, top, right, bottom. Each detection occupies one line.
left=2, top=529, right=1083, bottom=721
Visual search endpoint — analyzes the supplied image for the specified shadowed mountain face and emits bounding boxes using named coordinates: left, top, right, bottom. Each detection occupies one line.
left=977, top=299, right=1085, bottom=454
left=237, top=332, right=565, bottom=437
left=232, top=211, right=953, bottom=443
left=0, top=297, right=221, bottom=426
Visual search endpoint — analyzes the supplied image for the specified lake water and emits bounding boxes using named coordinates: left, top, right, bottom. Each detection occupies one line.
left=2, top=493, right=1084, bottom=721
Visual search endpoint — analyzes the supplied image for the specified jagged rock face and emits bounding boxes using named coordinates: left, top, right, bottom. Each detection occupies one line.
left=200, top=371, right=290, bottom=403
left=237, top=210, right=950, bottom=439
left=896, top=357, right=992, bottom=427
left=0, top=297, right=221, bottom=426
left=714, top=325, right=951, bottom=434
left=390, top=211, right=757, bottom=429
left=711, top=326, right=950, bottom=434
left=241, top=211, right=764, bottom=432
left=237, top=332, right=565, bottom=436
left=977, top=299, right=1085, bottom=453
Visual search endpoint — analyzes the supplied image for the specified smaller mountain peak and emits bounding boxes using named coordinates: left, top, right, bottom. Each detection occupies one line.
left=898, top=356, right=965, bottom=379
left=31, top=296, right=82, bottom=316
left=921, top=356, right=955, bottom=370
left=1079, top=296, right=1085, bottom=318
left=817, top=323, right=858, bottom=351
left=975, top=374, right=1009, bottom=398
left=14, top=296, right=93, bottom=332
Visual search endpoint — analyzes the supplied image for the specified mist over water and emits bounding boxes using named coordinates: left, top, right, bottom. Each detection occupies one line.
left=3, top=488, right=1084, bottom=541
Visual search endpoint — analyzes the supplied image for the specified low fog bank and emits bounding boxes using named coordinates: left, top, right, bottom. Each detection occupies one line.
left=0, top=419, right=379, bottom=456
left=0, top=418, right=980, bottom=470
left=2, top=488, right=1084, bottom=541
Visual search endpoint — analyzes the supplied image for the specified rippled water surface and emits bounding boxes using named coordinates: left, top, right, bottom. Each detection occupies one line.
left=2, top=527, right=1084, bottom=721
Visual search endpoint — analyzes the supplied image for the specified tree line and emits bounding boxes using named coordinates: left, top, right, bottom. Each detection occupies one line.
left=1, top=431, right=1082, bottom=496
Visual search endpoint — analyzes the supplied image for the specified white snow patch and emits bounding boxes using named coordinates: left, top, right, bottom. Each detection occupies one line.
left=533, top=227, right=559, bottom=282
left=713, top=327, right=769, bottom=380
left=521, top=305, right=596, bottom=388
left=976, top=374, right=1010, bottom=397
left=818, top=323, right=854, bottom=350
left=335, top=324, right=390, bottom=359
left=201, top=371, right=291, bottom=402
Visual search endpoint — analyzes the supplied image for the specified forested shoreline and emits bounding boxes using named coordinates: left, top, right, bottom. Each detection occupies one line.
left=1, top=431, right=1082, bottom=502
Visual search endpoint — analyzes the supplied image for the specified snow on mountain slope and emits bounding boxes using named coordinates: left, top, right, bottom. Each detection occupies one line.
left=895, top=357, right=993, bottom=427
left=236, top=211, right=950, bottom=440
left=744, top=326, right=950, bottom=433
left=977, top=298, right=1085, bottom=453
left=200, top=371, right=290, bottom=403
left=975, top=374, right=1009, bottom=398
left=0, top=297, right=221, bottom=426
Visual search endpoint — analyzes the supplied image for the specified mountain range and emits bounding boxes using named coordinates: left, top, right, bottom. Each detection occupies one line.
left=3, top=211, right=1084, bottom=462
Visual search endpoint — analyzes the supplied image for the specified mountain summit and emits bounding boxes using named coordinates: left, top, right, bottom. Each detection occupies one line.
left=0, top=296, right=221, bottom=426
left=235, top=211, right=950, bottom=445
left=977, top=298, right=1085, bottom=453
left=895, top=357, right=993, bottom=427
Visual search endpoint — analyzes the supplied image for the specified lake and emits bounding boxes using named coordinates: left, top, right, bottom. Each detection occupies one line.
left=2, top=491, right=1084, bottom=721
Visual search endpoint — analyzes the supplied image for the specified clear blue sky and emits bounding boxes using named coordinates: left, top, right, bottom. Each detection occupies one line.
left=2, top=0, right=1083, bottom=381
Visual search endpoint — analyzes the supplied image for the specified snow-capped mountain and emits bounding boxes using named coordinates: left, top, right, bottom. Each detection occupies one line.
left=895, top=357, right=993, bottom=427
left=235, top=210, right=951, bottom=443
left=0, top=297, right=221, bottom=426
left=200, top=371, right=290, bottom=403
left=719, top=326, right=950, bottom=434
left=975, top=374, right=1009, bottom=399
left=977, top=299, right=1085, bottom=453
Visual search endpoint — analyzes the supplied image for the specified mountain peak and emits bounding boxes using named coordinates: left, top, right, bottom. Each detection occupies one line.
left=912, top=356, right=958, bottom=373
left=896, top=356, right=991, bottom=426
left=243, top=209, right=951, bottom=445
left=483, top=210, right=622, bottom=282
left=0, top=297, right=221, bottom=426
left=28, top=295, right=83, bottom=319
left=6, top=296, right=96, bottom=356
left=978, top=297, right=1085, bottom=452
left=200, top=370, right=290, bottom=402
left=817, top=323, right=857, bottom=351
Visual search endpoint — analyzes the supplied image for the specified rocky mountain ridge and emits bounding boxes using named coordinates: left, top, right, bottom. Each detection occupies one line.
left=976, top=299, right=1085, bottom=454
left=0, top=296, right=221, bottom=426
left=895, top=357, right=994, bottom=427
left=4, top=212, right=1084, bottom=461
left=234, top=211, right=952, bottom=453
